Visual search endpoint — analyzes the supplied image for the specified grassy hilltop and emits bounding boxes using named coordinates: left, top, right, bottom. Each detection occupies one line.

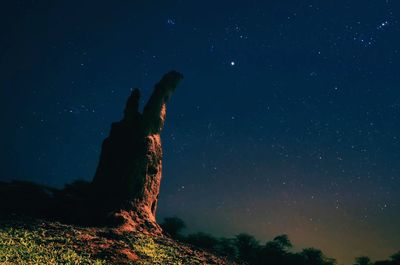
left=0, top=218, right=234, bottom=265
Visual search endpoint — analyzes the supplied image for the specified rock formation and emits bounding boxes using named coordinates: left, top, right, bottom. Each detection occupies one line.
left=91, top=71, right=183, bottom=234
left=0, top=72, right=183, bottom=233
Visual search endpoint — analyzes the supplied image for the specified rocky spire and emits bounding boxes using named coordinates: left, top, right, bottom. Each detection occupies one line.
left=91, top=71, right=184, bottom=234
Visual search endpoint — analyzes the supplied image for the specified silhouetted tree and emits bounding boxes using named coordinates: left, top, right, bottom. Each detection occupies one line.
left=354, top=256, right=372, bottom=265
left=258, top=235, right=293, bottom=265
left=262, top=234, right=292, bottom=253
left=160, top=217, right=186, bottom=239
left=186, top=232, right=219, bottom=250
left=391, top=252, right=400, bottom=265
left=285, top=252, right=309, bottom=265
left=374, top=261, right=392, bottom=265
left=158, top=216, right=379, bottom=265
left=215, top=238, right=237, bottom=259
left=273, top=234, right=293, bottom=251
left=234, top=233, right=259, bottom=263
left=301, top=248, right=336, bottom=265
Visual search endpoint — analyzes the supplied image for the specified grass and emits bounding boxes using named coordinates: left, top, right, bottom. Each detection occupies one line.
left=128, top=233, right=203, bottom=265
left=0, top=223, right=105, bottom=265
left=0, top=219, right=232, bottom=265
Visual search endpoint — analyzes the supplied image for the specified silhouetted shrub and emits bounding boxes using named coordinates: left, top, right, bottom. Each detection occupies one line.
left=301, top=248, right=336, bottom=265
left=354, top=256, right=372, bottom=265
left=272, top=234, right=293, bottom=251
left=255, top=235, right=298, bottom=265
left=160, top=217, right=186, bottom=239
left=374, top=261, right=392, bottom=265
left=185, top=232, right=219, bottom=250
left=234, top=233, right=259, bottom=263
left=391, top=252, right=400, bottom=265
left=215, top=238, right=237, bottom=259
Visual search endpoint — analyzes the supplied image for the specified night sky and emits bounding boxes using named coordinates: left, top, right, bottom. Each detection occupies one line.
left=1, top=1, right=400, bottom=264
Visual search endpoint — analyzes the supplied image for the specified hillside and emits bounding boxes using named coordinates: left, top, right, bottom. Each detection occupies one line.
left=0, top=218, right=236, bottom=265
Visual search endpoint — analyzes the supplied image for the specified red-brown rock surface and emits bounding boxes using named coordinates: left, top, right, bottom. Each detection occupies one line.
left=91, top=71, right=184, bottom=234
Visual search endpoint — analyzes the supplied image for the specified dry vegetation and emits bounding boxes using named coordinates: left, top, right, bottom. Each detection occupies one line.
left=0, top=218, right=234, bottom=265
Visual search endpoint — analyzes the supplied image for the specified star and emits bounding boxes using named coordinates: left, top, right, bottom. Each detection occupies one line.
left=167, top=18, right=175, bottom=25
left=377, top=21, right=388, bottom=30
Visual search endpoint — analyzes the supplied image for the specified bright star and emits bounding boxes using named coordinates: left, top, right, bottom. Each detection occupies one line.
left=167, top=18, right=175, bottom=25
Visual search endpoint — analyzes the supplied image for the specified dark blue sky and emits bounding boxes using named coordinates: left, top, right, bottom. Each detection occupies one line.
left=1, top=1, right=400, bottom=264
